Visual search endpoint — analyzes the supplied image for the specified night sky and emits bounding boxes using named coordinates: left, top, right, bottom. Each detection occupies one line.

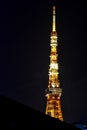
left=0, top=0, right=87, bottom=123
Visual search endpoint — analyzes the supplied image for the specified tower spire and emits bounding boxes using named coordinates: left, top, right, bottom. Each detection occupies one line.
left=52, top=6, right=56, bottom=32
left=45, top=6, right=63, bottom=121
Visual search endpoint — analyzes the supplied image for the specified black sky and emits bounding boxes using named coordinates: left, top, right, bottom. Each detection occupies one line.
left=0, top=0, right=87, bottom=123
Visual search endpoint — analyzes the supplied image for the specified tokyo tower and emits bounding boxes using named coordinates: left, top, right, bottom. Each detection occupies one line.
left=45, top=6, right=63, bottom=121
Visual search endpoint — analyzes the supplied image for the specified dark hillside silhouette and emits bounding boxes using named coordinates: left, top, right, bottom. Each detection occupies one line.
left=0, top=95, right=80, bottom=130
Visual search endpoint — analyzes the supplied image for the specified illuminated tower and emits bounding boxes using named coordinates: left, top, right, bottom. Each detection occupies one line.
left=45, top=6, right=63, bottom=121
